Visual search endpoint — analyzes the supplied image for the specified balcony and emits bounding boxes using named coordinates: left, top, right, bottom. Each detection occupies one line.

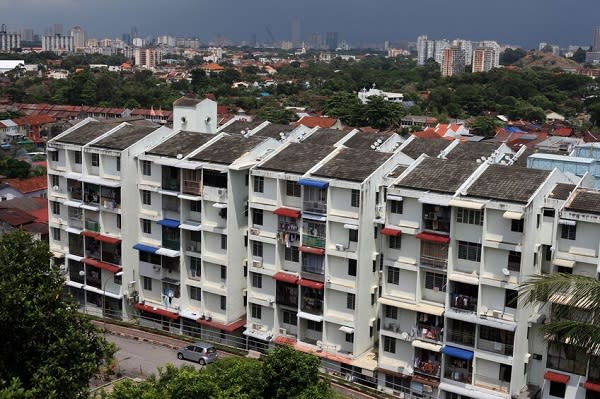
left=301, top=297, right=323, bottom=314
left=547, top=354, right=587, bottom=375
left=420, top=254, right=448, bottom=270
left=422, top=204, right=451, bottom=233
left=85, top=219, right=100, bottom=232
left=183, top=180, right=202, bottom=195
left=162, top=238, right=180, bottom=251
left=303, top=200, right=327, bottom=214
left=302, top=234, right=325, bottom=249
left=477, top=338, right=513, bottom=357
left=474, top=374, right=510, bottom=393
left=69, top=216, right=83, bottom=230
left=414, top=359, right=441, bottom=378
left=416, top=324, right=443, bottom=342
left=447, top=329, right=475, bottom=347
left=162, top=177, right=180, bottom=192
left=444, top=365, right=472, bottom=384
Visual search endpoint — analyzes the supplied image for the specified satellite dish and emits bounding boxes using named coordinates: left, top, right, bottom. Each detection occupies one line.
left=476, top=159, right=482, bottom=164
left=502, top=268, right=511, bottom=276
left=377, top=138, right=383, bottom=144
left=176, top=153, right=183, bottom=160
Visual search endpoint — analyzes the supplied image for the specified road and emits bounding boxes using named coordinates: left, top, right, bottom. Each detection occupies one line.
left=106, top=334, right=201, bottom=379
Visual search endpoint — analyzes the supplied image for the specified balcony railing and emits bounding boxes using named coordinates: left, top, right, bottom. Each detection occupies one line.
left=547, top=354, right=587, bottom=375
left=477, top=338, right=514, bottom=356
left=444, top=366, right=472, bottom=383
left=450, top=294, right=477, bottom=312
left=162, top=238, right=180, bottom=251
left=302, top=234, right=325, bottom=249
left=85, top=220, right=100, bottom=232
left=414, top=360, right=441, bottom=378
left=186, top=241, right=201, bottom=253
left=183, top=180, right=202, bottom=195
left=420, top=254, right=448, bottom=270
left=446, top=329, right=475, bottom=346
left=301, top=270, right=325, bottom=282
left=300, top=298, right=323, bottom=314
left=303, top=200, right=327, bottom=214
left=474, top=374, right=510, bottom=393
left=69, top=216, right=83, bottom=230
left=416, top=324, right=443, bottom=342
left=162, top=178, right=180, bottom=191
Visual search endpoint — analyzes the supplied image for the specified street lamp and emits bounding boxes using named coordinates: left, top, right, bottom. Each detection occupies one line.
left=103, top=271, right=123, bottom=321
left=78, top=269, right=87, bottom=314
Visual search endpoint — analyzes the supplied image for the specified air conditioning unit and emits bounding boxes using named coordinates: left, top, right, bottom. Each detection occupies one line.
left=278, top=328, right=287, bottom=336
left=492, top=310, right=501, bottom=318
left=335, top=243, right=346, bottom=251
left=250, top=228, right=260, bottom=235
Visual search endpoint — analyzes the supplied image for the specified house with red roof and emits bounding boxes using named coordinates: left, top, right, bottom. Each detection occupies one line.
left=294, top=115, right=343, bottom=130
left=0, top=176, right=48, bottom=200
left=12, top=114, right=56, bottom=143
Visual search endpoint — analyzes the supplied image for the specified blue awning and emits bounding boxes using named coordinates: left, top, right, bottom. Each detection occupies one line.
left=133, top=243, right=159, bottom=254
left=441, top=345, right=474, bottom=360
left=157, top=219, right=181, bottom=228
left=298, top=178, right=329, bottom=189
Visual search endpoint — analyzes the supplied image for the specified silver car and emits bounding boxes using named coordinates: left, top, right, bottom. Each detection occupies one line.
left=177, top=342, right=218, bottom=365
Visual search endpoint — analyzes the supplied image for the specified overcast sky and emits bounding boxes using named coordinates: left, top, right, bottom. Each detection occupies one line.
left=0, top=0, right=598, bottom=48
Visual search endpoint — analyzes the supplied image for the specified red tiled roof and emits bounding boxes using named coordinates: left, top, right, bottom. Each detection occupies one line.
left=134, top=303, right=179, bottom=320
left=553, top=127, right=573, bottom=137
left=4, top=176, right=47, bottom=194
left=197, top=317, right=246, bottom=332
left=201, top=63, right=224, bottom=71
left=295, top=116, right=338, bottom=128
left=12, top=115, right=55, bottom=125
left=0, top=208, right=35, bottom=226
left=28, top=207, right=48, bottom=223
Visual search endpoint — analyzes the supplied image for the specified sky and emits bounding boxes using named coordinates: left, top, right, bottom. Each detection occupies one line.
left=0, top=0, right=598, bottom=48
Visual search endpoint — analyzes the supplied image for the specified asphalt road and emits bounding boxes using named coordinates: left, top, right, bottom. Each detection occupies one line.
left=106, top=334, right=202, bottom=379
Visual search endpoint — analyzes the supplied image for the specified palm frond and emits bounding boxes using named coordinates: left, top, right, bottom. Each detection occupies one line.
left=519, top=273, right=600, bottom=310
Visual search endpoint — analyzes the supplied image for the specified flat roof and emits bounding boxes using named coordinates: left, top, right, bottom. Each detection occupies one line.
left=395, top=157, right=479, bottom=194
left=401, top=137, right=450, bottom=159
left=302, top=129, right=349, bottom=146
left=147, top=131, right=215, bottom=158
left=90, top=123, right=158, bottom=150
left=258, top=143, right=333, bottom=174
left=190, top=135, right=266, bottom=164
left=312, top=148, right=393, bottom=182
left=467, top=165, right=551, bottom=204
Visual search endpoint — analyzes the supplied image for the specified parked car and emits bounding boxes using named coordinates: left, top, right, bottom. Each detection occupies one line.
left=177, top=342, right=218, bottom=365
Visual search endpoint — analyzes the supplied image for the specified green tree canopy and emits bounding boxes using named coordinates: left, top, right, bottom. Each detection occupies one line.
left=0, top=230, right=114, bottom=398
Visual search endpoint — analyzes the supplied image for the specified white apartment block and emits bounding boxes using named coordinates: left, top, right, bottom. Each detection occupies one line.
left=0, top=24, right=21, bottom=52
left=47, top=100, right=600, bottom=399
left=42, top=34, right=75, bottom=54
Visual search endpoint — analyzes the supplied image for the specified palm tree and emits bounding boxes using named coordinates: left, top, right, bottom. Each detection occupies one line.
left=519, top=273, right=600, bottom=354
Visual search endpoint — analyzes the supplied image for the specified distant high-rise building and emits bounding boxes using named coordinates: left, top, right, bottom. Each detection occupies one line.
left=0, top=24, right=21, bottom=52
left=325, top=32, right=338, bottom=50
left=479, top=40, right=501, bottom=67
left=70, top=26, right=86, bottom=49
left=472, top=47, right=497, bottom=73
left=452, top=39, right=473, bottom=65
left=292, top=18, right=300, bottom=48
left=53, top=24, right=63, bottom=36
left=42, top=34, right=74, bottom=54
left=122, top=33, right=132, bottom=45
left=417, top=35, right=428, bottom=65
left=441, top=46, right=465, bottom=77
left=21, top=28, right=34, bottom=42
left=593, top=26, right=600, bottom=52
left=586, top=26, right=600, bottom=64
left=134, top=48, right=162, bottom=69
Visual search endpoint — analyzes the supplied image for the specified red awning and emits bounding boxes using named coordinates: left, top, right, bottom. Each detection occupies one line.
left=273, top=271, right=299, bottom=284
left=82, top=258, right=122, bottom=273
left=298, top=279, right=324, bottom=290
left=544, top=371, right=570, bottom=384
left=381, top=227, right=402, bottom=236
left=584, top=381, right=600, bottom=393
left=81, top=231, right=99, bottom=239
left=197, top=317, right=246, bottom=332
left=415, top=232, right=450, bottom=244
left=95, top=234, right=121, bottom=245
left=274, top=207, right=301, bottom=219
left=274, top=335, right=297, bottom=346
left=134, top=303, right=180, bottom=320
left=299, top=246, right=325, bottom=256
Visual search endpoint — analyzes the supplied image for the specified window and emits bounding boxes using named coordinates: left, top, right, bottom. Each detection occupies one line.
left=253, top=176, right=264, bottom=193
left=351, top=189, right=360, bottom=208
left=348, top=228, right=358, bottom=242
left=143, top=276, right=152, bottom=291
left=390, top=200, right=403, bottom=214
left=384, top=305, right=397, bottom=319
left=549, top=381, right=566, bottom=398
left=190, top=286, right=201, bottom=301
left=220, top=265, right=227, bottom=280
left=286, top=180, right=301, bottom=197
left=387, top=267, right=400, bottom=285
left=458, top=241, right=481, bottom=262
left=306, top=320, right=322, bottom=332
left=561, top=224, right=576, bottom=240
left=425, top=271, right=446, bottom=292
left=557, top=266, right=572, bottom=274
left=251, top=303, right=262, bottom=319
left=507, top=251, right=521, bottom=272
left=50, top=150, right=59, bottom=162
left=383, top=336, right=396, bottom=353
left=252, top=272, right=262, bottom=288
left=345, top=333, right=354, bottom=343
left=114, top=273, right=122, bottom=285
left=91, top=153, right=99, bottom=167
left=252, top=208, right=263, bottom=226
left=139, top=251, right=161, bottom=265
left=220, top=234, right=227, bottom=250
left=456, top=208, right=484, bottom=225
left=74, top=152, right=81, bottom=164
left=141, top=190, right=151, bottom=205
left=284, top=246, right=300, bottom=262
left=142, top=219, right=152, bottom=234
left=116, top=157, right=120, bottom=172
left=389, top=235, right=401, bottom=249
left=220, top=295, right=227, bottom=310
left=142, top=160, right=152, bottom=176
left=282, top=310, right=297, bottom=326
left=543, top=208, right=556, bottom=218
left=116, top=215, right=121, bottom=229
left=190, top=257, right=201, bottom=278
left=190, top=200, right=201, bottom=213
left=52, top=227, right=61, bottom=241
left=51, top=201, right=60, bottom=215
left=346, top=293, right=355, bottom=310
left=252, top=241, right=263, bottom=258
left=511, top=218, right=524, bottom=233
left=348, top=259, right=357, bottom=276
left=50, top=174, right=59, bottom=187
left=505, top=289, right=518, bottom=309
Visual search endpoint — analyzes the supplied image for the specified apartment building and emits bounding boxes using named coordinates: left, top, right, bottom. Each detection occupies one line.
left=441, top=47, right=466, bottom=77
left=42, top=34, right=75, bottom=54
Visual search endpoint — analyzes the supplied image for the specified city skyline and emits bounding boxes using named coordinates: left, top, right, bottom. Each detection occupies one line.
left=0, top=0, right=598, bottom=48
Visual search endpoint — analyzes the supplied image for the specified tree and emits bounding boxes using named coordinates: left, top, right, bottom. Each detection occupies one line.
left=256, top=107, right=297, bottom=125
left=0, top=230, right=114, bottom=398
left=363, top=96, right=405, bottom=130
left=469, top=116, right=501, bottom=137
left=588, top=103, right=600, bottom=127
left=322, top=92, right=365, bottom=126
left=500, top=48, right=527, bottom=65
left=519, top=274, right=600, bottom=354
left=571, top=47, right=588, bottom=64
